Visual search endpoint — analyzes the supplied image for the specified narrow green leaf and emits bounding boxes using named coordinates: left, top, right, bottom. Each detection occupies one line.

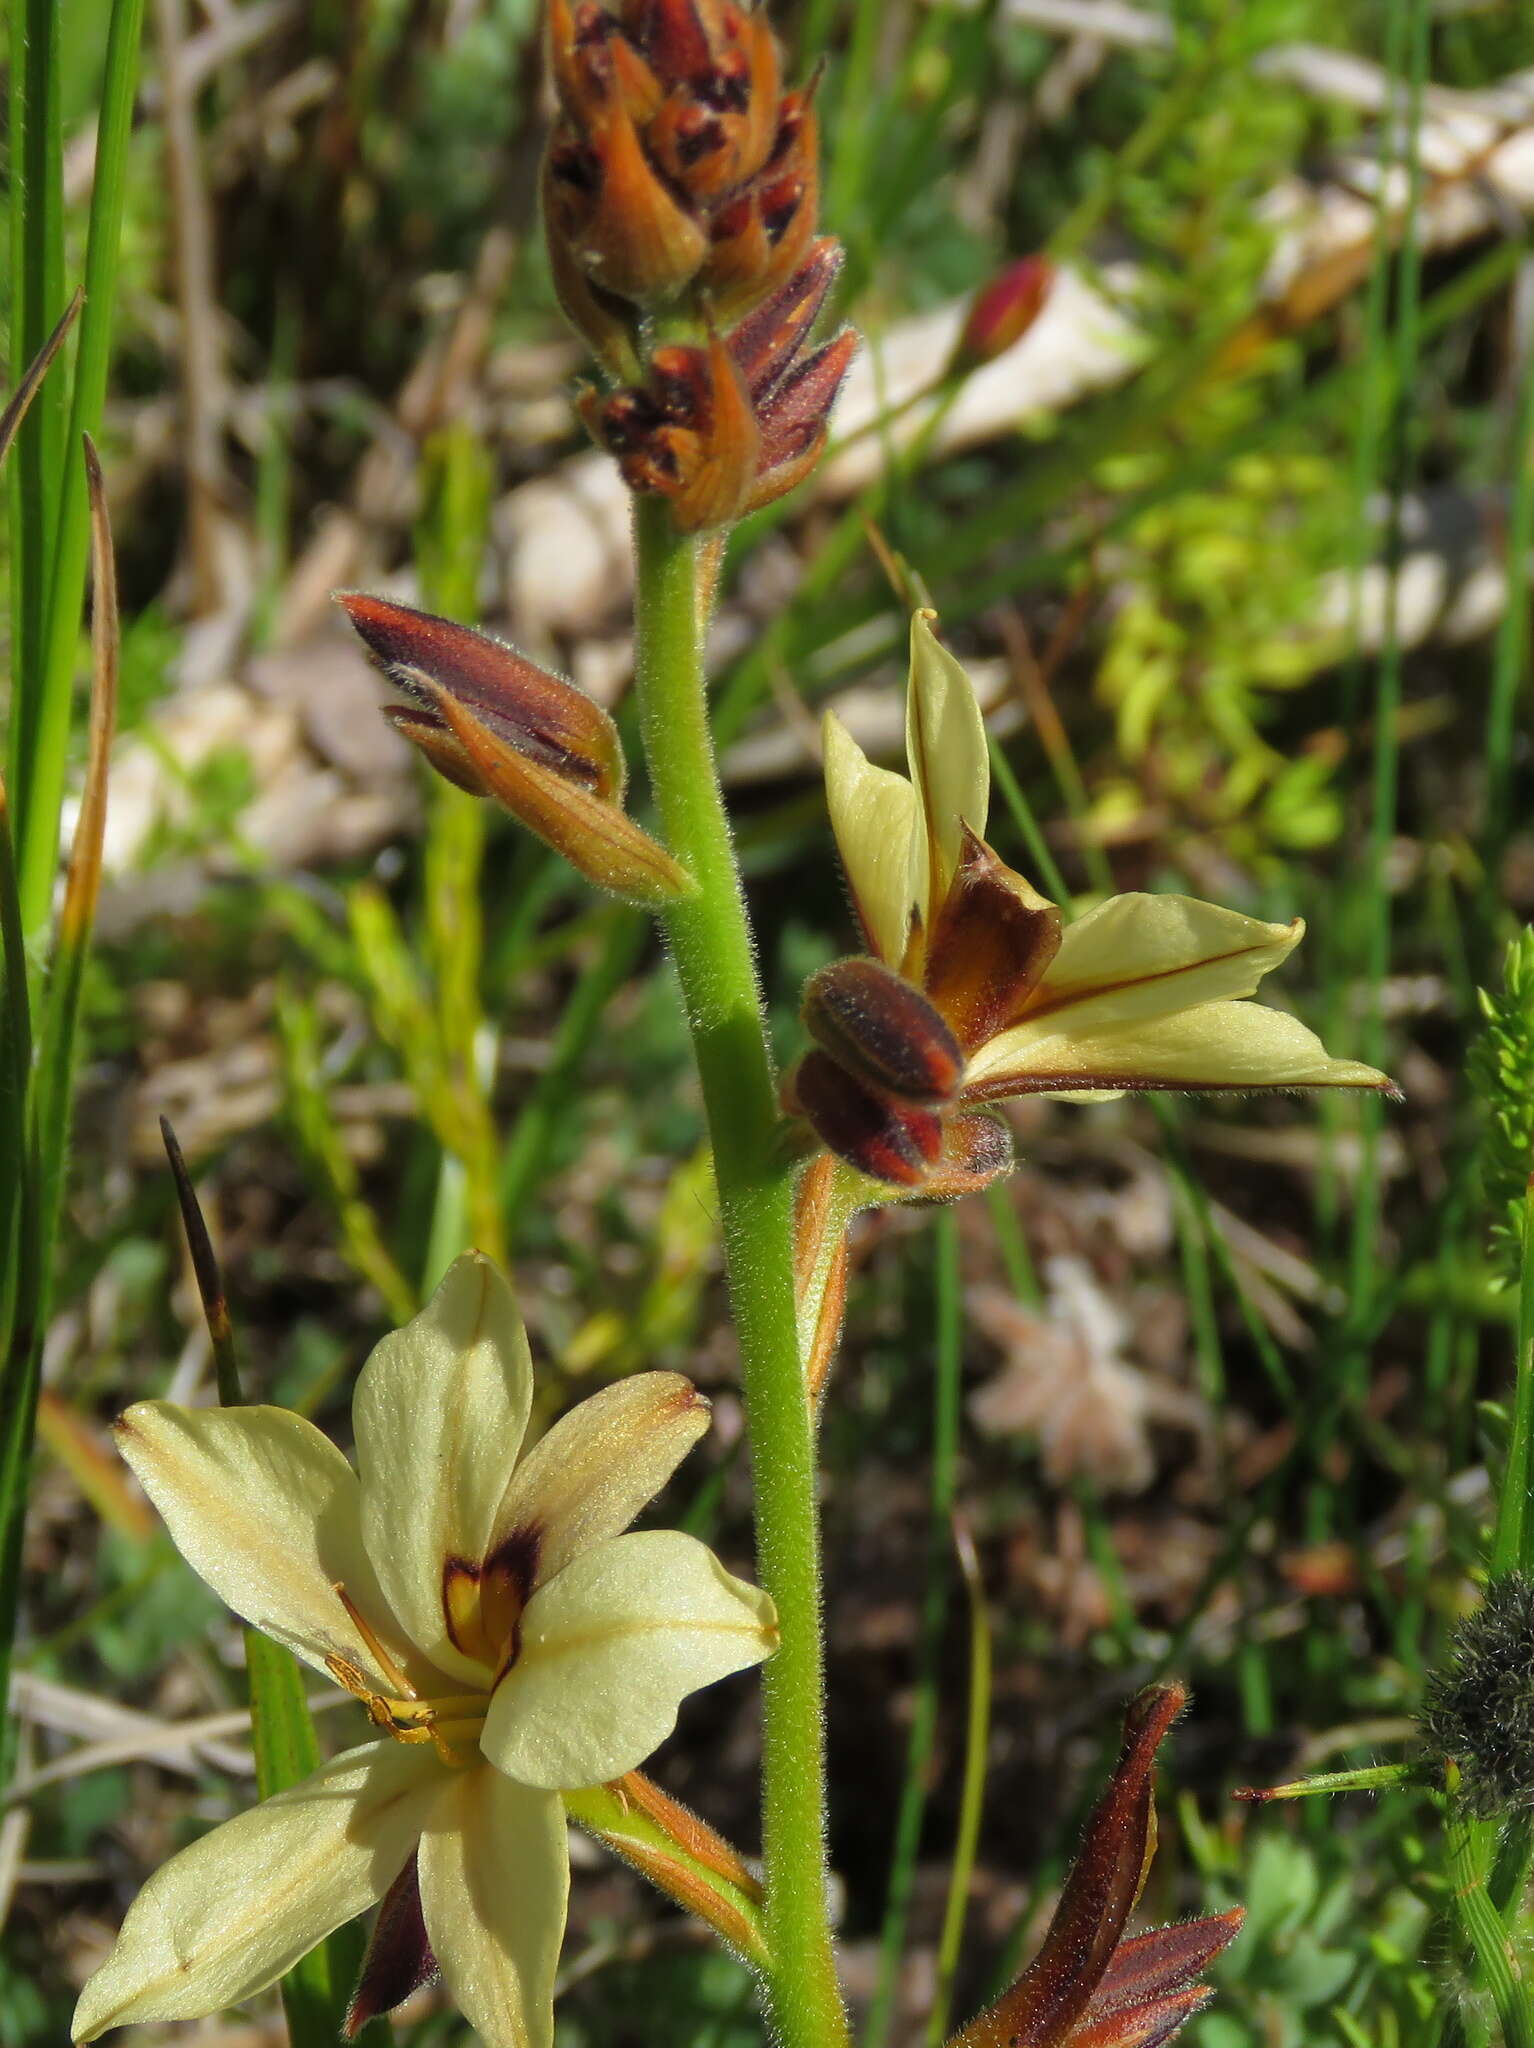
left=18, top=0, right=148, bottom=937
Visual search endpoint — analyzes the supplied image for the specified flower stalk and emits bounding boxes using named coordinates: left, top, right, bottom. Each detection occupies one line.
left=631, top=495, right=848, bottom=2047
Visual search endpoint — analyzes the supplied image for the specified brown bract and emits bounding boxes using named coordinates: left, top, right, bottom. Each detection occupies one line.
left=947, top=1685, right=1243, bottom=2048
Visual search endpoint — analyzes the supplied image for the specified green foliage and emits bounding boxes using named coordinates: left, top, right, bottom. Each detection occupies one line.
left=1093, top=449, right=1348, bottom=860
left=1471, top=930, right=1534, bottom=1285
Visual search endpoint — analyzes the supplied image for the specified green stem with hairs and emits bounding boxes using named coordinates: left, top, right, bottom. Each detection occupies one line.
left=630, top=496, right=848, bottom=2048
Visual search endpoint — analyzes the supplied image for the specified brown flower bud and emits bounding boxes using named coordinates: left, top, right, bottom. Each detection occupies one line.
left=952, top=255, right=1054, bottom=371
left=544, top=101, right=709, bottom=306
left=802, top=956, right=963, bottom=1104
left=700, top=88, right=819, bottom=314
left=339, top=593, right=694, bottom=905
left=785, top=1049, right=943, bottom=1189
left=745, top=324, right=856, bottom=513
left=728, top=238, right=843, bottom=403
left=587, top=329, right=761, bottom=531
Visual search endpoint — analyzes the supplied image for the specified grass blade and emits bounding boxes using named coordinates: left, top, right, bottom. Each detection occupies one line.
left=927, top=1514, right=992, bottom=2047
left=865, top=1207, right=963, bottom=2048
left=17, top=0, right=148, bottom=937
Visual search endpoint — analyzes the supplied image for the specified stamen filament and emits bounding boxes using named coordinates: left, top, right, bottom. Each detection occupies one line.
left=333, top=1581, right=416, bottom=1696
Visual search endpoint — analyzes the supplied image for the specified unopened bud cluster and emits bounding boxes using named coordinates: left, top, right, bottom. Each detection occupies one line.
left=1420, top=1570, right=1534, bottom=1817
left=545, top=0, right=854, bottom=530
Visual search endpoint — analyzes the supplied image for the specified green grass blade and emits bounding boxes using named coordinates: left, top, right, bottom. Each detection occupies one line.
left=864, top=1207, right=963, bottom=2048
left=1490, top=1178, right=1534, bottom=1581
left=7, top=0, right=68, bottom=806
left=927, top=1514, right=992, bottom=2047
left=0, top=773, right=41, bottom=1790
left=1482, top=281, right=1534, bottom=892
left=31, top=439, right=119, bottom=1285
left=1345, top=0, right=1429, bottom=1324
left=19, top=0, right=148, bottom=937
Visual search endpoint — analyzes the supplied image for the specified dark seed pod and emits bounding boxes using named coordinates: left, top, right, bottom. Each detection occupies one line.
left=786, top=1048, right=943, bottom=1187
left=802, top=956, right=963, bottom=1104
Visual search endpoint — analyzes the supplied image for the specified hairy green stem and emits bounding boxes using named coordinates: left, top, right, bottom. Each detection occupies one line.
left=630, top=497, right=848, bottom=2048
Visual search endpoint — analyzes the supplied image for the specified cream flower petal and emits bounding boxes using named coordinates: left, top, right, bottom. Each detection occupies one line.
left=964, top=1000, right=1393, bottom=1099
left=823, top=708, right=919, bottom=966
left=488, top=1372, right=711, bottom=1589
left=418, top=1765, right=569, bottom=2048
left=480, top=1530, right=778, bottom=1791
left=71, top=1741, right=441, bottom=2042
left=1017, top=894, right=1303, bottom=1041
left=113, top=1401, right=407, bottom=1690
left=353, top=1252, right=533, bottom=1684
left=906, top=610, right=990, bottom=922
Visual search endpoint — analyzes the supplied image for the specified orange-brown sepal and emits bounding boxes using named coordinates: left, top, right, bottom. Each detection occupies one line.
left=729, top=238, right=844, bottom=403
left=341, top=593, right=626, bottom=798
left=545, top=97, right=708, bottom=306
left=591, top=329, right=761, bottom=531
left=949, top=1684, right=1194, bottom=2048
left=785, top=1049, right=943, bottom=1189
left=922, top=826, right=1063, bottom=1051
left=344, top=1854, right=436, bottom=2037
left=802, top=956, right=964, bottom=1104
left=700, top=89, right=820, bottom=315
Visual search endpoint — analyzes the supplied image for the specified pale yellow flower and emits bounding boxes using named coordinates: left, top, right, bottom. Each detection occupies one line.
left=73, top=1253, right=776, bottom=2048
left=789, top=611, right=1391, bottom=1189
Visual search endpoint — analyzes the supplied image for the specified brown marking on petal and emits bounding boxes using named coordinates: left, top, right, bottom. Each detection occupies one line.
left=345, top=1852, right=438, bottom=2037
left=802, top=956, right=963, bottom=1104
left=922, top=826, right=1062, bottom=1052
left=481, top=1522, right=544, bottom=1672
left=951, top=1684, right=1188, bottom=2048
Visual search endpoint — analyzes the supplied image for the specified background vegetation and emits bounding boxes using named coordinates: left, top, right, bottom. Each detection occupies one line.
left=5, top=0, right=1534, bottom=2043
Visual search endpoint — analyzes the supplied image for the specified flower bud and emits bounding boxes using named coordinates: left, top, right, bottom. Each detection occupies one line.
left=586, top=329, right=761, bottom=531
left=728, top=239, right=843, bottom=403
left=339, top=594, right=694, bottom=905
left=544, top=104, right=710, bottom=306
left=802, top=956, right=963, bottom=1104
left=1420, top=1570, right=1534, bottom=1817
left=745, top=324, right=856, bottom=512
left=700, top=87, right=819, bottom=315
left=785, top=1049, right=943, bottom=1188
left=951, top=255, right=1054, bottom=372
